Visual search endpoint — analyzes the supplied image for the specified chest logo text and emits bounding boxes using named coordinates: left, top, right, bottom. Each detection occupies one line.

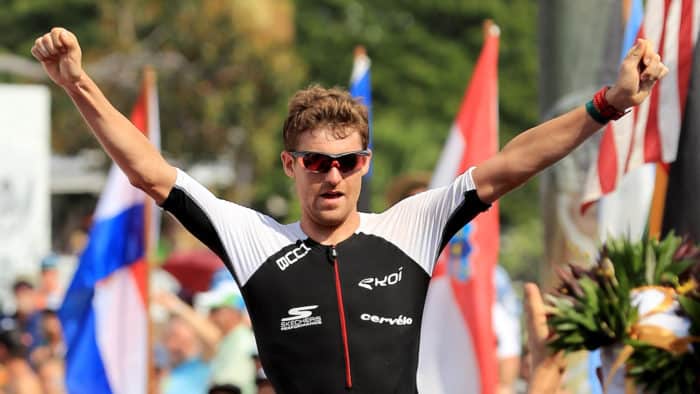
left=280, top=305, right=323, bottom=331
left=276, top=243, right=311, bottom=271
left=358, top=267, right=403, bottom=290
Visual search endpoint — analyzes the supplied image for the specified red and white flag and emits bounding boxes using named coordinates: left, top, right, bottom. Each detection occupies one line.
left=417, top=24, right=500, bottom=394
left=582, top=0, right=700, bottom=211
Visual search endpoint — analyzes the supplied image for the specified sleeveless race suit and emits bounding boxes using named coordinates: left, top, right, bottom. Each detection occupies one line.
left=160, top=167, right=490, bottom=394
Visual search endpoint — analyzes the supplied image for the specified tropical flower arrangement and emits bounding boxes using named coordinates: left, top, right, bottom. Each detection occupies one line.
left=546, top=233, right=700, bottom=394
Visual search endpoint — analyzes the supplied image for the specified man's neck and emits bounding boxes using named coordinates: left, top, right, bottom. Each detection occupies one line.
left=300, top=211, right=361, bottom=245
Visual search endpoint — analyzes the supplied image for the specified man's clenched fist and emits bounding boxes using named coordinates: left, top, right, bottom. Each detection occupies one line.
left=607, top=38, right=670, bottom=111
left=31, top=27, right=84, bottom=88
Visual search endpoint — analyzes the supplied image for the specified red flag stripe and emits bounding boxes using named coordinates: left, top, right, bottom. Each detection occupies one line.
left=453, top=30, right=499, bottom=394
left=679, top=0, right=694, bottom=112
left=598, top=124, right=618, bottom=193
left=643, top=0, right=670, bottom=163
left=423, top=25, right=500, bottom=394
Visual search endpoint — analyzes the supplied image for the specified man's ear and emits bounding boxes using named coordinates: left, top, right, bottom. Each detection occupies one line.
left=360, top=149, right=372, bottom=176
left=281, top=151, right=295, bottom=178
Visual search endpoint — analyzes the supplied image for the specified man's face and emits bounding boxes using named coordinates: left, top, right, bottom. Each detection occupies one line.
left=41, top=269, right=59, bottom=292
left=208, top=307, right=240, bottom=333
left=281, top=128, right=370, bottom=229
left=42, top=313, right=62, bottom=340
left=164, top=318, right=197, bottom=366
left=13, top=287, right=35, bottom=316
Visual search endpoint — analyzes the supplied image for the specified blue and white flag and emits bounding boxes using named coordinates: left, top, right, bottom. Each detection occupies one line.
left=350, top=46, right=373, bottom=211
left=59, top=72, right=159, bottom=394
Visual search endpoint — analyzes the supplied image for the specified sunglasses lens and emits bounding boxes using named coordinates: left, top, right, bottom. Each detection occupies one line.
left=299, top=152, right=364, bottom=173
left=302, top=153, right=331, bottom=172
left=336, top=154, right=359, bottom=172
left=302, top=153, right=324, bottom=172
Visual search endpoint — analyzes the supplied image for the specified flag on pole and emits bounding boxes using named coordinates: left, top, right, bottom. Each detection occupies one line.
left=417, top=22, right=500, bottom=394
left=131, top=68, right=162, bottom=252
left=582, top=0, right=700, bottom=211
left=663, top=18, right=700, bottom=241
left=59, top=71, right=159, bottom=394
left=350, top=46, right=373, bottom=212
left=595, top=0, right=656, bottom=242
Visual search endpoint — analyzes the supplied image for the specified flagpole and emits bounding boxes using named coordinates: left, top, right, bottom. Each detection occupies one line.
left=482, top=18, right=500, bottom=394
left=352, top=45, right=372, bottom=212
left=354, top=45, right=366, bottom=61
left=647, top=163, right=669, bottom=239
left=142, top=65, right=156, bottom=394
left=621, top=0, right=632, bottom=24
left=483, top=18, right=494, bottom=39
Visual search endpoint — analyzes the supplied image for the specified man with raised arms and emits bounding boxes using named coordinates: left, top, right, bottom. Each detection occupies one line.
left=31, top=27, right=667, bottom=393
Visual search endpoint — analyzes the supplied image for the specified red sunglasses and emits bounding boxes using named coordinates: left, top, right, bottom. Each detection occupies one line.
left=288, top=150, right=370, bottom=173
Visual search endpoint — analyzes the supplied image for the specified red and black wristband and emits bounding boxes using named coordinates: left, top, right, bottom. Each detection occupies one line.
left=585, top=86, right=629, bottom=124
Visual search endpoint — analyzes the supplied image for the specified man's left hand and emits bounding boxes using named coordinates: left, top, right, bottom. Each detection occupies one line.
left=607, top=38, right=670, bottom=110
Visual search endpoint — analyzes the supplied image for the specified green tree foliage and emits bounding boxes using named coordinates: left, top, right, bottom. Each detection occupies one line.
left=1, top=0, right=305, bottom=204
left=0, top=0, right=102, bottom=152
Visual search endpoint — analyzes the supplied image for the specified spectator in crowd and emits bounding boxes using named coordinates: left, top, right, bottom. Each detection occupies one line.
left=160, top=315, right=211, bottom=394
left=156, top=274, right=257, bottom=394
left=37, top=254, right=64, bottom=311
left=10, top=280, right=43, bottom=355
left=254, top=368, right=275, bottom=394
left=256, top=383, right=275, bottom=394
left=208, top=384, right=242, bottom=394
left=492, top=265, right=522, bottom=394
left=0, top=363, right=6, bottom=394
left=153, top=340, right=171, bottom=394
left=524, top=283, right=566, bottom=394
left=199, top=276, right=256, bottom=394
left=30, top=309, right=66, bottom=366
left=0, top=329, right=20, bottom=392
left=0, top=328, right=42, bottom=394
left=36, top=357, right=67, bottom=394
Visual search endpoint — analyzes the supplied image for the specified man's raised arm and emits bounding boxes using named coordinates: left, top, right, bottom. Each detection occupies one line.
left=31, top=27, right=176, bottom=204
left=472, top=39, right=669, bottom=204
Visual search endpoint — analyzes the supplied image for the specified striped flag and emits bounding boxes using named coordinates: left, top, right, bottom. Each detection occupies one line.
left=350, top=46, right=372, bottom=212
left=595, top=0, right=656, bottom=243
left=59, top=71, right=159, bottom=394
left=582, top=0, right=700, bottom=210
left=663, top=14, right=700, bottom=241
left=417, top=23, right=500, bottom=394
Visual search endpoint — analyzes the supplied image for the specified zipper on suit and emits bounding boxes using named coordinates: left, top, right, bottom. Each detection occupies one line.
left=331, top=245, right=353, bottom=389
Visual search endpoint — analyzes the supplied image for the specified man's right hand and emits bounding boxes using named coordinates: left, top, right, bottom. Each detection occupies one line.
left=31, top=27, right=84, bottom=88
left=30, top=26, right=177, bottom=203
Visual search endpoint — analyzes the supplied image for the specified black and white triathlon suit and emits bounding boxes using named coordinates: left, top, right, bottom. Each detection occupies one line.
left=160, top=167, right=490, bottom=394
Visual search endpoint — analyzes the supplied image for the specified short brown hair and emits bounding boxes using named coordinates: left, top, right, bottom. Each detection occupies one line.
left=282, top=85, right=369, bottom=150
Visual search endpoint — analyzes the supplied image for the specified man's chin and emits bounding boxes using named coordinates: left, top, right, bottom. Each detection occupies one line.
left=315, top=215, right=346, bottom=228
left=311, top=209, right=351, bottom=228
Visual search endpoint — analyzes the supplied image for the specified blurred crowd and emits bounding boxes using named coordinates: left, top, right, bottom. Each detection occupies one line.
left=152, top=268, right=272, bottom=394
left=0, top=256, right=67, bottom=394
left=0, top=255, right=274, bottom=394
